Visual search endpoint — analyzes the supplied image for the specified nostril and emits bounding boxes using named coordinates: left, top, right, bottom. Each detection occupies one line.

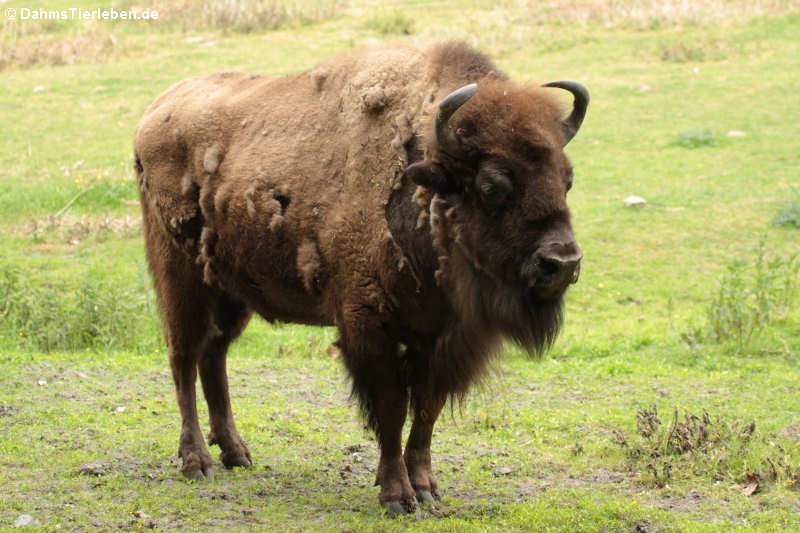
left=538, top=256, right=561, bottom=277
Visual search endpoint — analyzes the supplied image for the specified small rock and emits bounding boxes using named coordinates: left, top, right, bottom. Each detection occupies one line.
left=727, top=130, right=746, bottom=137
left=657, top=389, right=670, bottom=398
left=33, top=86, right=47, bottom=93
left=133, top=510, right=150, bottom=519
left=114, top=406, right=126, bottom=413
left=37, top=379, right=47, bottom=386
left=14, top=514, right=40, bottom=527
left=623, top=195, right=647, bottom=207
left=495, top=466, right=513, bottom=476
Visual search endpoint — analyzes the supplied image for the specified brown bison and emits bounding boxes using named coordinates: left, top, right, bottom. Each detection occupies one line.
left=133, top=41, right=588, bottom=516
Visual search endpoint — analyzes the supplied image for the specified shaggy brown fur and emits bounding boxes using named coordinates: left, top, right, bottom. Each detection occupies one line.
left=134, top=41, right=585, bottom=514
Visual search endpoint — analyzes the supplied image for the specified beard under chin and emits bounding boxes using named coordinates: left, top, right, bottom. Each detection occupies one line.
left=447, top=253, right=565, bottom=356
left=485, top=282, right=564, bottom=355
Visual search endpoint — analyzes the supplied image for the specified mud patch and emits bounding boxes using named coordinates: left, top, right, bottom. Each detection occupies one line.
left=78, top=462, right=108, bottom=477
left=315, top=444, right=377, bottom=489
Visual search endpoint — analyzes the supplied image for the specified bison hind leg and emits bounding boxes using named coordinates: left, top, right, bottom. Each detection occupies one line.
left=199, top=293, right=253, bottom=469
left=149, top=250, right=216, bottom=481
left=144, top=204, right=252, bottom=480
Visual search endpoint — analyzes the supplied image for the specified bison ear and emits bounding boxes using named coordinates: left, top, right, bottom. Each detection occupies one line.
left=404, top=161, right=456, bottom=195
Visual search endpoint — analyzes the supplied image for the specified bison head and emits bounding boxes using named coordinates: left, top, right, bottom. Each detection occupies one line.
left=405, top=79, right=588, bottom=352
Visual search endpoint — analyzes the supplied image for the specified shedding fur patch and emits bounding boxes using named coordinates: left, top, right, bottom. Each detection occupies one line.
left=361, top=87, right=387, bottom=112
left=311, top=68, right=328, bottom=91
left=412, top=186, right=432, bottom=229
left=198, top=226, right=218, bottom=285
left=243, top=182, right=289, bottom=231
left=429, top=194, right=453, bottom=286
left=181, top=171, right=196, bottom=196
left=203, top=144, right=222, bottom=174
left=296, top=240, right=321, bottom=293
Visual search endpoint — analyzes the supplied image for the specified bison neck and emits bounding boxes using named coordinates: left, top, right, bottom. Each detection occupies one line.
left=385, top=177, right=564, bottom=395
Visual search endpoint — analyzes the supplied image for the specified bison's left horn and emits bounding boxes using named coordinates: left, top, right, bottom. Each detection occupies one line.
left=542, top=80, right=589, bottom=145
left=435, top=83, right=478, bottom=158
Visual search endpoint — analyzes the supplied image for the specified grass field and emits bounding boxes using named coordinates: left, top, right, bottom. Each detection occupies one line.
left=1, top=0, right=800, bottom=531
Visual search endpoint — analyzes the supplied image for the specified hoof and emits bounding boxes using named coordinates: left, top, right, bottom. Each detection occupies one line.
left=381, top=498, right=421, bottom=518
left=224, top=456, right=252, bottom=469
left=182, top=466, right=213, bottom=481
left=415, top=490, right=437, bottom=505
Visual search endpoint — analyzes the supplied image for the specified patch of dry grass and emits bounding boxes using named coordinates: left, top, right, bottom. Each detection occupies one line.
left=23, top=214, right=141, bottom=245
left=1, top=0, right=795, bottom=70
left=0, top=32, right=121, bottom=70
left=516, top=0, right=799, bottom=28
left=138, top=0, right=345, bottom=33
left=0, top=0, right=344, bottom=70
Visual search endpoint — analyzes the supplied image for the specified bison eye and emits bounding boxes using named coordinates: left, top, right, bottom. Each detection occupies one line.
left=477, top=170, right=512, bottom=206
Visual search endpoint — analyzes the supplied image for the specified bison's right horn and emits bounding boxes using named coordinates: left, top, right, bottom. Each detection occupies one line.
left=542, top=80, right=589, bottom=145
left=435, top=83, right=478, bottom=158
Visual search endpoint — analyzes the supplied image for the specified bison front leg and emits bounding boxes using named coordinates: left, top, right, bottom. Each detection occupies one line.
left=372, top=384, right=419, bottom=517
left=340, top=334, right=420, bottom=517
left=405, top=389, right=446, bottom=504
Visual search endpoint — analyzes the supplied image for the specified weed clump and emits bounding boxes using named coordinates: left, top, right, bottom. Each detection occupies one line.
left=705, top=242, right=798, bottom=350
left=773, top=188, right=800, bottom=229
left=672, top=129, right=722, bottom=149
left=614, top=405, right=800, bottom=490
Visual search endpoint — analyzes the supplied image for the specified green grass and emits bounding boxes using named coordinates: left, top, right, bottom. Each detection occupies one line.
left=1, top=0, right=800, bottom=530
left=773, top=188, right=800, bottom=229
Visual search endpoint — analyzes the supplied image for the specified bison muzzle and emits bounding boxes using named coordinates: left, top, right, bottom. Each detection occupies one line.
left=133, top=41, right=588, bottom=516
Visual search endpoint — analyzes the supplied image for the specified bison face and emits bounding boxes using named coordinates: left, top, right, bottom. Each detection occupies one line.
left=405, top=80, right=588, bottom=350
left=469, top=151, right=582, bottom=302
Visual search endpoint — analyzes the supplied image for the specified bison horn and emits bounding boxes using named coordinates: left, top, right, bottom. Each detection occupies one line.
left=542, top=80, right=589, bottom=145
left=435, top=83, right=478, bottom=158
